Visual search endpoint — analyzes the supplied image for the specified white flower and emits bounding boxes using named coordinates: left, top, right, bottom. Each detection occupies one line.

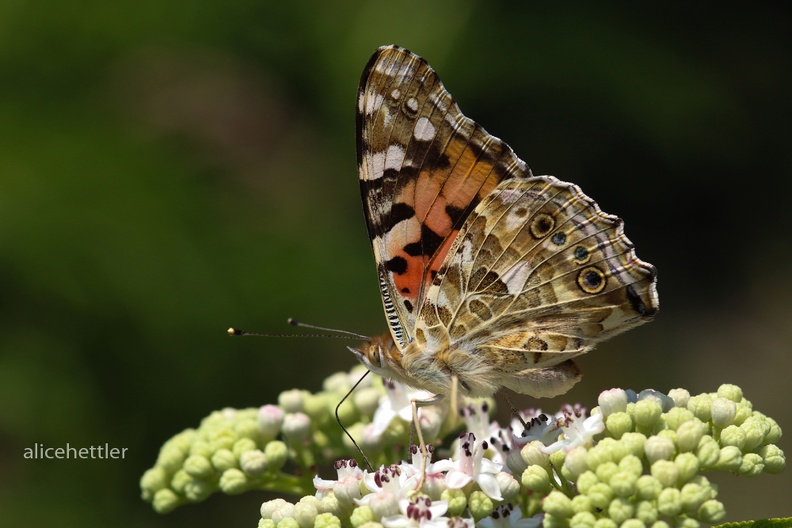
left=369, top=380, right=436, bottom=438
left=478, top=504, right=542, bottom=528
left=433, top=432, right=503, bottom=500
left=541, top=405, right=604, bottom=454
left=400, top=445, right=446, bottom=498
left=381, top=497, right=452, bottom=528
left=357, top=464, right=409, bottom=518
left=511, top=411, right=560, bottom=448
left=313, top=459, right=364, bottom=503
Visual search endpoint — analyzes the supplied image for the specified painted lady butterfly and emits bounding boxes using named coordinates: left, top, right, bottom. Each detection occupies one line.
left=350, top=45, right=658, bottom=405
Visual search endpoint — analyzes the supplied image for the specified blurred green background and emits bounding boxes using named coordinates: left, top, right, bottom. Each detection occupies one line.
left=1, top=1, right=790, bottom=525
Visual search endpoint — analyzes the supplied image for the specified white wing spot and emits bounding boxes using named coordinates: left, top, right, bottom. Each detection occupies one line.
left=391, top=89, right=401, bottom=100
left=369, top=151, right=385, bottom=180
left=413, top=116, right=436, bottom=141
left=501, top=261, right=532, bottom=295
left=406, top=97, right=419, bottom=113
left=365, top=91, right=384, bottom=116
left=385, top=144, right=405, bottom=171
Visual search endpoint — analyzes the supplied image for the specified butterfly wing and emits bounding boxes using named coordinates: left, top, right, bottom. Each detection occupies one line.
left=415, top=176, right=658, bottom=396
left=357, top=45, right=531, bottom=349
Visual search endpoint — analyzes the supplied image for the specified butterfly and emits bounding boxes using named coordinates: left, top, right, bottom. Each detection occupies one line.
left=350, top=45, right=658, bottom=412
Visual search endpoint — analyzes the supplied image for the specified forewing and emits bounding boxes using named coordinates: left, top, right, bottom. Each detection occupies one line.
left=356, top=45, right=531, bottom=348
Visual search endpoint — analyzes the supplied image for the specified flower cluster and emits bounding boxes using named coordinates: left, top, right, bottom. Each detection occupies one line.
left=142, top=373, right=786, bottom=527
left=140, top=366, right=473, bottom=513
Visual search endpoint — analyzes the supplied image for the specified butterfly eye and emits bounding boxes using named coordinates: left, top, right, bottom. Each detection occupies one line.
left=366, top=345, right=383, bottom=368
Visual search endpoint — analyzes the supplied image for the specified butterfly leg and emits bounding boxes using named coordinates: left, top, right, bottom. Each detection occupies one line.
left=410, top=393, right=445, bottom=492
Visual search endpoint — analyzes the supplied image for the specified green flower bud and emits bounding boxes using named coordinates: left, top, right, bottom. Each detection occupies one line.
left=349, top=506, right=373, bottom=528
left=650, top=460, right=679, bottom=488
left=634, top=399, right=663, bottom=430
left=663, top=407, right=695, bottom=431
left=605, top=412, right=633, bottom=439
left=240, top=449, right=268, bottom=476
left=319, top=493, right=341, bottom=517
left=741, top=415, right=771, bottom=451
left=607, top=497, right=634, bottom=524
left=567, top=511, right=595, bottom=527
left=353, top=387, right=382, bottom=418
left=668, top=388, right=690, bottom=408
left=687, top=394, right=713, bottom=422
left=234, top=418, right=261, bottom=442
left=758, top=444, right=786, bottom=474
left=595, top=461, right=618, bottom=484
left=282, top=413, right=312, bottom=444
left=586, top=442, right=615, bottom=470
left=468, top=490, right=494, bottom=520
left=220, top=468, right=249, bottom=494
left=211, top=448, right=237, bottom=472
left=720, top=425, right=746, bottom=450
left=674, top=452, right=700, bottom=484
left=563, top=446, right=589, bottom=479
left=657, top=429, right=677, bottom=445
left=264, top=440, right=288, bottom=471
left=697, top=499, right=726, bottom=524
left=676, top=420, right=705, bottom=452
left=276, top=518, right=299, bottom=528
left=322, top=372, right=351, bottom=394
left=765, top=416, right=782, bottom=444
left=598, top=388, right=630, bottom=417
left=635, top=475, right=663, bottom=501
left=571, top=494, right=594, bottom=513
left=278, top=389, right=305, bottom=413
left=209, top=432, right=237, bottom=453
left=496, top=471, right=520, bottom=500
left=356, top=523, right=384, bottom=528
left=313, top=513, right=341, bottom=528
left=710, top=398, right=736, bottom=428
left=732, top=401, right=752, bottom=426
left=645, top=436, right=675, bottom=463
left=620, top=520, right=646, bottom=528
left=696, top=436, right=720, bottom=469
left=259, top=520, right=276, bottom=528
left=152, top=488, right=181, bottom=513
left=302, top=393, right=330, bottom=426
left=521, top=441, right=551, bottom=471
left=738, top=452, right=764, bottom=476
left=295, top=497, right=321, bottom=528
left=258, top=405, right=285, bottom=439
left=184, top=482, right=211, bottom=506
left=586, top=483, right=614, bottom=510
left=716, top=445, right=743, bottom=471
left=717, top=384, right=743, bottom=402
left=609, top=470, right=638, bottom=498
left=506, top=445, right=528, bottom=475
left=635, top=500, right=658, bottom=524
left=543, top=490, right=574, bottom=519
left=619, top=432, right=647, bottom=458
left=157, top=442, right=190, bottom=473
left=441, top=489, right=467, bottom=516
left=656, top=487, right=682, bottom=517
left=618, top=454, right=643, bottom=478
left=170, top=469, right=191, bottom=493
left=650, top=522, right=670, bottom=528
left=679, top=482, right=709, bottom=515
left=233, top=438, right=258, bottom=458
left=576, top=471, right=599, bottom=494
left=189, top=441, right=213, bottom=458
left=140, top=467, right=168, bottom=499
left=521, top=465, right=551, bottom=493
left=261, top=498, right=294, bottom=521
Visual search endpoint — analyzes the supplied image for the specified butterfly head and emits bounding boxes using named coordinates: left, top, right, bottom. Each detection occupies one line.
left=348, top=333, right=402, bottom=379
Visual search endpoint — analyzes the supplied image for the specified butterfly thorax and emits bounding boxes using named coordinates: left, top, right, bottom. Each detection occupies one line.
left=351, top=332, right=501, bottom=398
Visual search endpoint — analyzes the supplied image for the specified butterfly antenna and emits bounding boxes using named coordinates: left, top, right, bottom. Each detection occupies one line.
left=228, top=319, right=369, bottom=340
left=288, top=318, right=369, bottom=340
left=336, top=369, right=374, bottom=471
